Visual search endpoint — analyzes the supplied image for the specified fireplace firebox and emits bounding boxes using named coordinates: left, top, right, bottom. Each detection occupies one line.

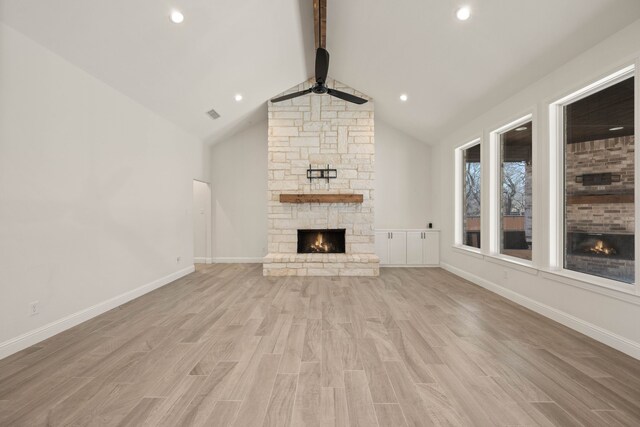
left=298, top=229, right=346, bottom=254
left=565, top=232, right=635, bottom=283
left=566, top=232, right=634, bottom=260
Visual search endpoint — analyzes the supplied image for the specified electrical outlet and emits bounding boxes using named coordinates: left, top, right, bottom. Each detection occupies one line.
left=29, top=301, right=40, bottom=316
left=176, top=256, right=181, bottom=263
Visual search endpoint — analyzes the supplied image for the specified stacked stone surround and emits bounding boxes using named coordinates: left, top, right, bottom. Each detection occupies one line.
left=263, top=78, right=379, bottom=276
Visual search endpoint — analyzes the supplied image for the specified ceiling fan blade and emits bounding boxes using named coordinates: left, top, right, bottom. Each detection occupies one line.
left=327, top=88, right=368, bottom=105
left=315, top=48, right=329, bottom=85
left=271, top=88, right=313, bottom=103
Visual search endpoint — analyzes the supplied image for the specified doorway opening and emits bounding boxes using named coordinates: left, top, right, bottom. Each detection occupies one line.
left=193, top=180, right=212, bottom=264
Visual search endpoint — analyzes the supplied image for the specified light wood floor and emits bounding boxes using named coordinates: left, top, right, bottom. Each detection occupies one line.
left=1, top=265, right=640, bottom=426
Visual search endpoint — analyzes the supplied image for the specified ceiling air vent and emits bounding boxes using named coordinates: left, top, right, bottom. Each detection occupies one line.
left=206, top=108, right=221, bottom=120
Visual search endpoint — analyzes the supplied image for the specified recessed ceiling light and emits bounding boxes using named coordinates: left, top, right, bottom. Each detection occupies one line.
left=456, top=6, right=471, bottom=21
left=400, top=94, right=408, bottom=102
left=609, top=126, right=624, bottom=131
left=516, top=127, right=528, bottom=131
left=170, top=10, right=184, bottom=24
left=234, top=94, right=243, bottom=102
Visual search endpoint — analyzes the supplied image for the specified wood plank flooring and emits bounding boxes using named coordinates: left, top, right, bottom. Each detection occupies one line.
left=1, top=264, right=640, bottom=426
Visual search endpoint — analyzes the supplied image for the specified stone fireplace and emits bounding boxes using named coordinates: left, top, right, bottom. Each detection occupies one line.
left=263, top=78, right=379, bottom=276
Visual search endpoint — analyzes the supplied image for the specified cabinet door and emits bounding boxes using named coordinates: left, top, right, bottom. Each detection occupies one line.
left=375, top=231, right=390, bottom=265
left=423, top=232, right=440, bottom=265
left=406, top=232, right=423, bottom=265
left=388, top=231, right=407, bottom=265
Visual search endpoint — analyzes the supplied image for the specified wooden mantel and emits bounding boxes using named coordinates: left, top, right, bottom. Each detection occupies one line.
left=279, top=194, right=364, bottom=204
left=567, top=193, right=634, bottom=205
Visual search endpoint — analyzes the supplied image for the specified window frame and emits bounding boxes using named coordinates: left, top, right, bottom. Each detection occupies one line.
left=489, top=114, right=535, bottom=266
left=549, top=64, right=638, bottom=292
left=455, top=138, right=483, bottom=253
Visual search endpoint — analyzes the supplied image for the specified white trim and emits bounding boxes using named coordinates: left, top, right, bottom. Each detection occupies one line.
left=539, top=269, right=637, bottom=300
left=0, top=266, right=195, bottom=361
left=548, top=100, right=562, bottom=268
left=194, top=257, right=213, bottom=264
left=440, top=262, right=640, bottom=360
left=382, top=264, right=440, bottom=268
left=376, top=229, right=441, bottom=232
left=455, top=138, right=482, bottom=248
left=452, top=245, right=484, bottom=259
left=485, top=254, right=538, bottom=275
left=635, top=57, right=640, bottom=293
left=550, top=64, right=635, bottom=105
left=454, top=147, right=463, bottom=246
left=548, top=64, right=637, bottom=290
left=213, top=257, right=264, bottom=263
left=489, top=129, right=500, bottom=254
left=488, top=114, right=534, bottom=259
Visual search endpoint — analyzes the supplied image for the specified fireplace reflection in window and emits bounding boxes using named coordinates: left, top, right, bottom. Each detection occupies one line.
left=565, top=233, right=634, bottom=283
left=298, top=229, right=346, bottom=254
left=563, top=76, right=635, bottom=284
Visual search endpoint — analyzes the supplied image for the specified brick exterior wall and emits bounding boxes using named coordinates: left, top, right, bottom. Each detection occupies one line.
left=263, top=78, right=379, bottom=276
left=565, top=135, right=635, bottom=234
left=565, top=135, right=635, bottom=283
left=525, top=163, right=532, bottom=241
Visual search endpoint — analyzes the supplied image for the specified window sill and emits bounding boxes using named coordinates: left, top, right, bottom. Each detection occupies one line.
left=484, top=254, right=538, bottom=275
left=452, top=245, right=484, bottom=259
left=451, top=247, right=640, bottom=304
left=539, top=268, right=640, bottom=304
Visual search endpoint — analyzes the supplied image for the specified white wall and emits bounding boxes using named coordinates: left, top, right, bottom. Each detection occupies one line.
left=210, top=121, right=269, bottom=261
left=375, top=121, right=433, bottom=229
left=433, top=19, right=640, bottom=358
left=208, top=118, right=434, bottom=260
left=0, top=23, right=204, bottom=358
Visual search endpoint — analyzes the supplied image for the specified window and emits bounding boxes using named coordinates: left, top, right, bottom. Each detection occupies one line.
left=462, top=142, right=481, bottom=248
left=559, top=73, right=635, bottom=284
left=499, top=121, right=533, bottom=261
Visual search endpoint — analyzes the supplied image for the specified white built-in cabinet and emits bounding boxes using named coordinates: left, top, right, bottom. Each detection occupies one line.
left=375, top=230, right=440, bottom=266
left=375, top=231, right=391, bottom=265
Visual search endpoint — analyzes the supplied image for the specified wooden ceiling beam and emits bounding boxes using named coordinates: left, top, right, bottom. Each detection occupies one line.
left=314, top=0, right=327, bottom=49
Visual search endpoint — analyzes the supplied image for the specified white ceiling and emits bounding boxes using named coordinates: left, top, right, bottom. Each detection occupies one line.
left=1, top=0, right=639, bottom=145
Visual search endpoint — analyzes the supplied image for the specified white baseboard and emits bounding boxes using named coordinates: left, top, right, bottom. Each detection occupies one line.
left=0, top=265, right=195, bottom=361
left=194, top=257, right=213, bottom=264
left=212, top=257, right=264, bottom=263
left=440, top=262, right=640, bottom=360
left=381, top=264, right=440, bottom=268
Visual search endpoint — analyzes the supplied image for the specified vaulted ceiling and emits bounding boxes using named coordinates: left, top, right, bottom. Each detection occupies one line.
left=1, top=0, right=639, bottom=145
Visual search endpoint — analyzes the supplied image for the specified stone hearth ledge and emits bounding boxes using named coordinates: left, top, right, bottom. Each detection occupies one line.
left=263, top=253, right=380, bottom=276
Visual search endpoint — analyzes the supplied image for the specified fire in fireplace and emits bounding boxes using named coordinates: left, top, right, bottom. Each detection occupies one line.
left=587, top=240, right=616, bottom=256
left=566, top=232, right=634, bottom=260
left=565, top=232, right=635, bottom=283
left=298, top=229, right=345, bottom=254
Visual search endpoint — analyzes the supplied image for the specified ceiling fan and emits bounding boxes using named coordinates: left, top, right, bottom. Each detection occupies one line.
left=270, top=0, right=367, bottom=105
